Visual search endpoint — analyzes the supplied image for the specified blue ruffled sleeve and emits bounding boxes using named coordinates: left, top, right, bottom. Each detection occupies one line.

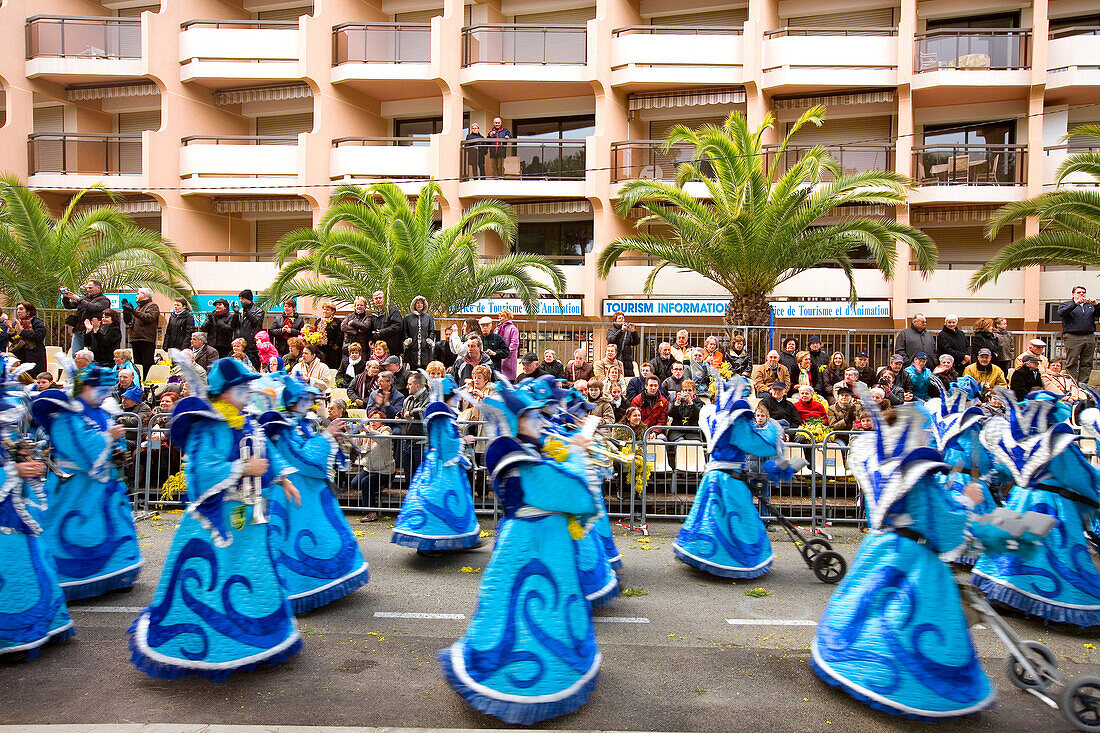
left=905, top=477, right=970, bottom=553
left=49, top=410, right=115, bottom=483
left=519, top=450, right=599, bottom=518
left=274, top=426, right=340, bottom=479
left=182, top=419, right=241, bottom=547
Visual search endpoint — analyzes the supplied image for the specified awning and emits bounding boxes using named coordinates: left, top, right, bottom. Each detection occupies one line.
left=628, top=87, right=746, bottom=113
left=76, top=198, right=161, bottom=215
left=212, top=197, right=313, bottom=214
left=774, top=90, right=895, bottom=110
left=67, top=82, right=159, bottom=101
left=513, top=200, right=591, bottom=216
left=912, top=205, right=999, bottom=225
left=214, top=83, right=313, bottom=106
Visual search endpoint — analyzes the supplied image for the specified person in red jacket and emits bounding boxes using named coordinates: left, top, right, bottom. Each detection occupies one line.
left=630, top=375, right=669, bottom=434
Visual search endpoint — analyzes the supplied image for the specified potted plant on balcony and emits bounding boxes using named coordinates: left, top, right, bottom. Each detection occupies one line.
left=262, top=181, right=565, bottom=318
left=969, top=125, right=1100, bottom=290
left=596, top=106, right=936, bottom=329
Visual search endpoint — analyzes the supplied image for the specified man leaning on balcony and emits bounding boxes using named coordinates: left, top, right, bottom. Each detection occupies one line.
left=1058, top=285, right=1100, bottom=384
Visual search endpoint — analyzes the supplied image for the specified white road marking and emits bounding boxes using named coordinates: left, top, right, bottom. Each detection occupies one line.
left=725, top=619, right=817, bottom=626
left=373, top=612, right=466, bottom=620
left=70, top=606, right=143, bottom=613
left=594, top=617, right=650, bottom=624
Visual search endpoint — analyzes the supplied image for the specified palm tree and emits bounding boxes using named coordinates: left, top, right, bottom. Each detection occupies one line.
left=596, top=107, right=936, bottom=326
left=264, top=181, right=566, bottom=317
left=969, top=124, right=1100, bottom=290
left=0, top=176, right=193, bottom=308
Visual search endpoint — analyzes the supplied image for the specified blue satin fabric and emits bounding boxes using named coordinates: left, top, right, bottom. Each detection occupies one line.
left=40, top=402, right=142, bottom=600
left=438, top=442, right=602, bottom=725
left=673, top=417, right=782, bottom=578
left=813, top=476, right=995, bottom=719
left=393, top=409, right=480, bottom=551
left=0, top=460, right=74, bottom=658
left=129, top=408, right=302, bottom=681
left=267, top=419, right=369, bottom=613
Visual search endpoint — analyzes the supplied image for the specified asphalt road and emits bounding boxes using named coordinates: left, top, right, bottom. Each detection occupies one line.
left=2, top=512, right=1098, bottom=732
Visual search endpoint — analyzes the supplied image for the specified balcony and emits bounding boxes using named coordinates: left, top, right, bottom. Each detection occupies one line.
left=762, top=27, right=898, bottom=92
left=911, top=144, right=1028, bottom=204
left=331, top=23, right=435, bottom=100
left=25, top=15, right=144, bottom=83
left=27, top=132, right=145, bottom=190
left=767, top=145, right=896, bottom=177
left=180, top=135, right=300, bottom=195
left=179, top=19, right=302, bottom=87
left=330, top=137, right=433, bottom=192
left=912, top=29, right=1031, bottom=99
left=1043, top=145, right=1100, bottom=188
left=460, top=25, right=590, bottom=99
left=1047, top=26, right=1100, bottom=101
left=458, top=138, right=586, bottom=197
left=609, top=26, right=744, bottom=89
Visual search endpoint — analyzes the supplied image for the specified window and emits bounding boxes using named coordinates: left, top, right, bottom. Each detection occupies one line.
left=926, top=13, right=1019, bottom=30
left=516, top=221, right=593, bottom=260
left=924, top=120, right=1015, bottom=147
left=514, top=114, right=595, bottom=139
left=396, top=113, right=470, bottom=145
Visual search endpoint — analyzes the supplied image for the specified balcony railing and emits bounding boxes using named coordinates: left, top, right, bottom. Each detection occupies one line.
left=913, top=145, right=1027, bottom=185
left=180, top=19, right=300, bottom=30
left=461, top=139, right=585, bottom=180
left=333, top=23, right=431, bottom=64
left=611, top=25, right=743, bottom=36
left=611, top=142, right=894, bottom=182
left=764, top=26, right=898, bottom=37
left=26, top=15, right=141, bottom=59
left=765, top=145, right=896, bottom=179
left=28, top=133, right=142, bottom=175
left=914, top=29, right=1030, bottom=71
left=462, top=24, right=587, bottom=66
left=611, top=140, right=696, bottom=182
left=333, top=136, right=427, bottom=148
left=1049, top=25, right=1100, bottom=39
left=182, top=134, right=299, bottom=146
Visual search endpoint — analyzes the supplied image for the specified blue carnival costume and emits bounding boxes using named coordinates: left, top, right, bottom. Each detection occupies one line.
left=970, top=391, right=1100, bottom=627
left=673, top=377, right=788, bottom=578
left=438, top=379, right=603, bottom=725
left=0, top=359, right=74, bottom=658
left=261, top=377, right=369, bottom=614
left=32, top=365, right=142, bottom=600
left=392, top=375, right=480, bottom=551
left=812, top=403, right=996, bottom=720
left=542, top=381, right=619, bottom=606
left=129, top=358, right=303, bottom=681
left=923, top=377, right=1001, bottom=565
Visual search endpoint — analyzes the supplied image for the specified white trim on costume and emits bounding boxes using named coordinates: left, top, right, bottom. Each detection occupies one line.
left=970, top=570, right=1100, bottom=610
left=447, top=640, right=601, bottom=704
left=286, top=561, right=370, bottom=600
left=0, top=620, right=74, bottom=655
left=57, top=559, right=144, bottom=588
left=585, top=576, right=618, bottom=603
left=673, top=545, right=774, bottom=573
left=390, top=527, right=480, bottom=541
left=130, top=613, right=302, bottom=671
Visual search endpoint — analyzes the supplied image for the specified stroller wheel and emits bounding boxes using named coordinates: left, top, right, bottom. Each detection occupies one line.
left=803, top=537, right=832, bottom=561
left=812, top=551, right=847, bottom=584
left=1063, top=676, right=1100, bottom=732
left=1005, top=640, right=1060, bottom=691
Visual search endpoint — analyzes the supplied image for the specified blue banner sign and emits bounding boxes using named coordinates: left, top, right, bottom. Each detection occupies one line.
left=455, top=298, right=583, bottom=317
left=603, top=299, right=891, bottom=318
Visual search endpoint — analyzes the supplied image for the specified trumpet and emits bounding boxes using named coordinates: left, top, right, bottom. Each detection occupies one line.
left=2, top=434, right=73, bottom=480
left=543, top=416, right=633, bottom=469
left=238, top=429, right=268, bottom=525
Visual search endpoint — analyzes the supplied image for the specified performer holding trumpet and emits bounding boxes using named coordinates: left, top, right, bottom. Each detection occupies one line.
left=129, top=357, right=303, bottom=681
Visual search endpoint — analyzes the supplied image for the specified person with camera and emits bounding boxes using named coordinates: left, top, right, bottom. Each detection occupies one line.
left=606, top=311, right=639, bottom=377
left=121, top=288, right=160, bottom=377
left=60, top=279, right=110, bottom=355
left=666, top=379, right=703, bottom=472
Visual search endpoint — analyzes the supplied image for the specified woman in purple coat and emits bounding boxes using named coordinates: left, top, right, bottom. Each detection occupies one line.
left=495, top=308, right=521, bottom=381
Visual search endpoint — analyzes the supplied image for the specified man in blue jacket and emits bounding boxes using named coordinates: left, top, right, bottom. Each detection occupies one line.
left=1058, top=285, right=1099, bottom=382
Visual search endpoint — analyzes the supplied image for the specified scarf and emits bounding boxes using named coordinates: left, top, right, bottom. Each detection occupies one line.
left=345, top=355, right=362, bottom=378
left=212, top=398, right=245, bottom=429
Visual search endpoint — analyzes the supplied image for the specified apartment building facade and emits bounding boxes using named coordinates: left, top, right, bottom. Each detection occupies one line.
left=2, top=0, right=1099, bottom=327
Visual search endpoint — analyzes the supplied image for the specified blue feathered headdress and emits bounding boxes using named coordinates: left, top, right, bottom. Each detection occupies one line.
left=923, top=379, right=986, bottom=452
left=479, top=378, right=553, bottom=437
left=979, top=387, right=1080, bottom=489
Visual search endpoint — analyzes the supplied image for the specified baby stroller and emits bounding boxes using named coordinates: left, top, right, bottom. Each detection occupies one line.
left=958, top=508, right=1100, bottom=732
left=744, top=468, right=848, bottom=584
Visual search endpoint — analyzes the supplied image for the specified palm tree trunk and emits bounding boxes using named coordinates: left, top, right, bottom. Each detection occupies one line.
left=724, top=291, right=773, bottom=358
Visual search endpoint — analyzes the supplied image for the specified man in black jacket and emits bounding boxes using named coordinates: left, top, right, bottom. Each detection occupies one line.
left=606, top=312, right=639, bottom=376
left=1058, top=285, right=1100, bottom=382
left=648, top=342, right=676, bottom=382
left=478, top=316, right=508, bottom=372
left=368, top=290, right=403, bottom=357
left=759, top=381, right=801, bottom=432
left=1011, top=353, right=1045, bottom=401
left=515, top=352, right=547, bottom=383
left=402, top=295, right=436, bottom=370
left=60, top=278, right=110, bottom=354
left=230, top=289, right=265, bottom=364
